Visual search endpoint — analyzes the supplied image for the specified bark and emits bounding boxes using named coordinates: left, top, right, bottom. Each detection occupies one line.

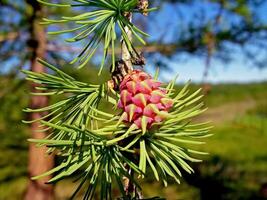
left=121, top=13, right=133, bottom=71
left=121, top=13, right=144, bottom=199
left=121, top=13, right=134, bottom=198
left=24, top=2, right=54, bottom=200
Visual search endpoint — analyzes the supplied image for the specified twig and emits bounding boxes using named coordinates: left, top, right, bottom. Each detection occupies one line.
left=121, top=12, right=133, bottom=71
left=121, top=10, right=143, bottom=200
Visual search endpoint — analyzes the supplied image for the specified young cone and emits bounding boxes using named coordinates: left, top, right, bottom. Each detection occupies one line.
left=118, top=70, right=174, bottom=132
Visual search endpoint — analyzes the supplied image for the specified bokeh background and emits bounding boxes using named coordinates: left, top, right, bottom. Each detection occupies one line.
left=0, top=0, right=267, bottom=199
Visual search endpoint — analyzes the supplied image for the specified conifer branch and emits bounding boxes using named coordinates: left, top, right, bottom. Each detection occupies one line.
left=22, top=1, right=211, bottom=199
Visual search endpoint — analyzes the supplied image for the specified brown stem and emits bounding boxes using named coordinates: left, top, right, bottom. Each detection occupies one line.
left=121, top=12, right=144, bottom=200
left=121, top=12, right=134, bottom=198
left=24, top=2, right=54, bottom=200
left=122, top=13, right=133, bottom=71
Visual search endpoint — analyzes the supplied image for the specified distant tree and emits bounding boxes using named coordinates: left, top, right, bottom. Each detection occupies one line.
left=24, top=2, right=55, bottom=199
left=0, top=1, right=57, bottom=199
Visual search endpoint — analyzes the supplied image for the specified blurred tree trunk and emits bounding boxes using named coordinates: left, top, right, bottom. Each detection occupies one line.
left=24, top=1, right=54, bottom=200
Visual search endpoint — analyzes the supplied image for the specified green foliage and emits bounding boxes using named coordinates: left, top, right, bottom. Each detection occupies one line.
left=23, top=61, right=210, bottom=199
left=40, top=0, right=153, bottom=74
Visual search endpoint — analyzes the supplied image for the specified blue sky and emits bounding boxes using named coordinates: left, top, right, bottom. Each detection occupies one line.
left=145, top=1, right=267, bottom=83
left=2, top=1, right=266, bottom=83
left=39, top=1, right=267, bottom=84
left=160, top=57, right=267, bottom=83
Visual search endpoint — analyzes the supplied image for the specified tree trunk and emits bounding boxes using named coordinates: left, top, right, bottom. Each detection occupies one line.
left=24, top=2, right=54, bottom=200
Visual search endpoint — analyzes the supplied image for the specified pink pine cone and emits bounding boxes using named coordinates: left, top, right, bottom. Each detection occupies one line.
left=118, top=70, right=174, bottom=131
